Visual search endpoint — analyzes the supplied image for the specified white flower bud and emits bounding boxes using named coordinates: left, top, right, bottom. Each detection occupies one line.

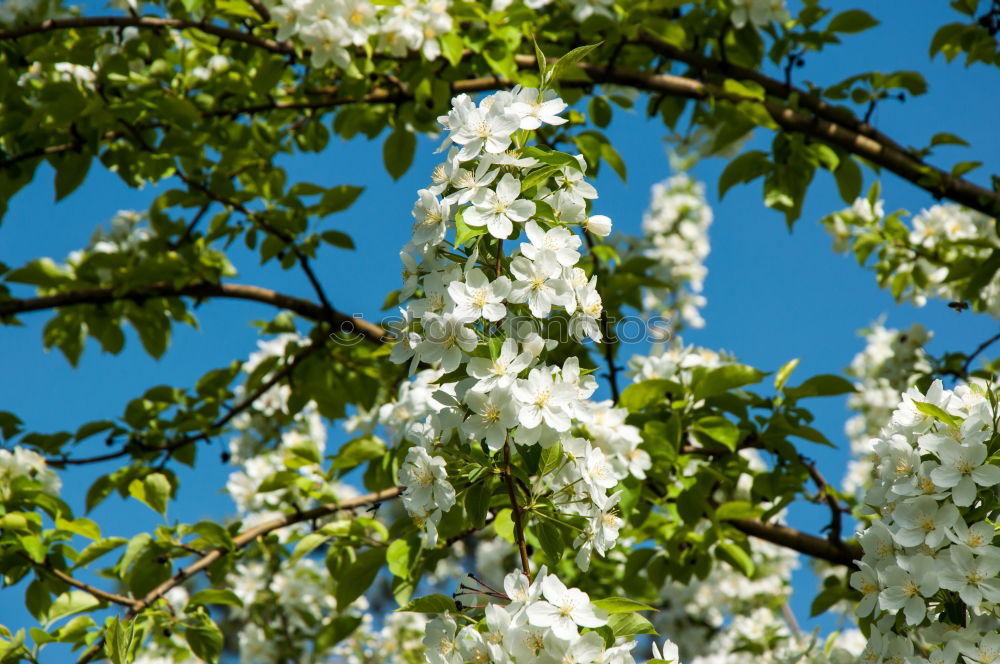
left=585, top=214, right=612, bottom=237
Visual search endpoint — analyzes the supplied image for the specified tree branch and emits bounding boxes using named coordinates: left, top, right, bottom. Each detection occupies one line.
left=0, top=16, right=294, bottom=54
left=77, top=486, right=403, bottom=664
left=727, top=517, right=861, bottom=569
left=583, top=231, right=620, bottom=404
left=29, top=558, right=136, bottom=608
left=10, top=53, right=995, bottom=218
left=962, top=329, right=1000, bottom=375
left=47, top=328, right=331, bottom=467
left=502, top=436, right=532, bottom=581
left=0, top=281, right=389, bottom=344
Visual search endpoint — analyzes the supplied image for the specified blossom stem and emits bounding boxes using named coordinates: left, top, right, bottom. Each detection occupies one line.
left=502, top=435, right=532, bottom=581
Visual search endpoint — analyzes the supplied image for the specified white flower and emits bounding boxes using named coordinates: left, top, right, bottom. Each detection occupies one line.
left=850, top=562, right=880, bottom=617
left=542, top=629, right=605, bottom=664
left=520, top=220, right=582, bottom=267
left=461, top=388, right=518, bottom=450
left=929, top=439, right=1000, bottom=506
left=525, top=575, right=608, bottom=640
left=508, top=253, right=571, bottom=318
left=878, top=560, right=937, bottom=624
left=890, top=495, right=960, bottom=547
left=466, top=338, right=532, bottom=393
left=584, top=214, right=613, bottom=237
left=447, top=268, right=511, bottom=322
left=412, top=189, right=452, bottom=245
left=651, top=639, right=680, bottom=663
left=510, top=87, right=568, bottom=130
left=299, top=19, right=351, bottom=69
left=465, top=174, right=536, bottom=239
left=399, top=446, right=456, bottom=514
left=424, top=614, right=461, bottom=664
left=414, top=312, right=478, bottom=373
left=512, top=367, right=576, bottom=431
left=938, top=545, right=1000, bottom=606
left=449, top=103, right=521, bottom=160
left=444, top=157, right=499, bottom=205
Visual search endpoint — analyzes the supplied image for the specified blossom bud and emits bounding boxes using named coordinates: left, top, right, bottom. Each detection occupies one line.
left=585, top=214, right=612, bottom=237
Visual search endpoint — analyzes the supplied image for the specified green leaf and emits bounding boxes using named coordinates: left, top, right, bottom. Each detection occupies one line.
left=717, top=539, right=755, bottom=577
left=128, top=473, right=171, bottom=515
left=693, top=415, right=741, bottom=451
left=335, top=548, right=386, bottom=607
left=185, top=614, right=223, bottom=663
left=833, top=157, right=862, bottom=204
left=454, top=211, right=488, bottom=248
left=73, top=537, right=127, bottom=570
left=396, top=593, right=457, bottom=613
left=55, top=517, right=101, bottom=540
left=439, top=32, right=464, bottom=67
left=607, top=612, right=657, bottom=637
left=331, top=435, right=386, bottom=471
left=384, top=129, right=416, bottom=181
left=187, top=589, right=243, bottom=609
left=715, top=501, right=761, bottom=521
left=5, top=258, right=70, bottom=287
left=774, top=358, right=799, bottom=391
left=827, top=9, right=879, bottom=33
left=321, top=230, right=355, bottom=250
left=290, top=532, right=331, bottom=564
left=466, top=480, right=491, bottom=529
left=692, top=364, right=767, bottom=401
left=784, top=375, right=855, bottom=400
left=46, top=591, right=100, bottom=625
left=619, top=379, right=681, bottom=412
left=386, top=539, right=412, bottom=579
left=104, top=618, right=134, bottom=664
left=549, top=42, right=603, bottom=87
left=930, top=132, right=970, bottom=147
left=494, top=508, right=515, bottom=544
left=913, top=401, right=962, bottom=428
left=592, top=597, right=656, bottom=614
left=534, top=521, right=564, bottom=563
left=533, top=35, right=549, bottom=85
left=53, top=151, right=91, bottom=202
left=719, top=151, right=771, bottom=199
left=318, top=185, right=365, bottom=215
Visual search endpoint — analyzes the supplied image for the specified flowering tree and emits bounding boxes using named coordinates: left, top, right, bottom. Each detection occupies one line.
left=1, top=1, right=999, bottom=663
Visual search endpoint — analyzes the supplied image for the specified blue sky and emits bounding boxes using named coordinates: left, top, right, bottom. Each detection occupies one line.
left=1, top=0, right=999, bottom=650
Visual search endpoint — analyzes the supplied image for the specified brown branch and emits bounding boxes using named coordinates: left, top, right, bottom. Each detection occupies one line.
left=0, top=281, right=389, bottom=344
left=0, top=16, right=295, bottom=54
left=634, top=30, right=909, bottom=154
left=47, top=327, right=332, bottom=467
left=29, top=558, right=136, bottom=608
left=727, top=518, right=861, bottom=569
left=77, top=486, right=403, bottom=664
left=4, top=46, right=996, bottom=218
left=799, top=455, right=845, bottom=545
left=583, top=231, right=620, bottom=404
left=502, top=436, right=531, bottom=581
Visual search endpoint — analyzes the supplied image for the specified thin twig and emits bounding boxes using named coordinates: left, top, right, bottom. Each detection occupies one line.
left=502, top=436, right=531, bottom=581
left=962, top=330, right=1000, bottom=376
left=77, top=487, right=403, bottom=664
left=29, top=558, right=136, bottom=608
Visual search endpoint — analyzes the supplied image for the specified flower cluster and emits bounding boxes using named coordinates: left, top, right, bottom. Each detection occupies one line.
left=390, top=87, right=646, bottom=568
left=729, top=0, right=790, bottom=29
left=842, top=320, right=933, bottom=494
left=0, top=446, right=61, bottom=500
left=617, top=174, right=712, bottom=337
left=822, top=196, right=1000, bottom=317
left=426, top=566, right=679, bottom=664
left=852, top=379, right=1000, bottom=663
left=627, top=344, right=733, bottom=389
left=266, top=0, right=453, bottom=68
